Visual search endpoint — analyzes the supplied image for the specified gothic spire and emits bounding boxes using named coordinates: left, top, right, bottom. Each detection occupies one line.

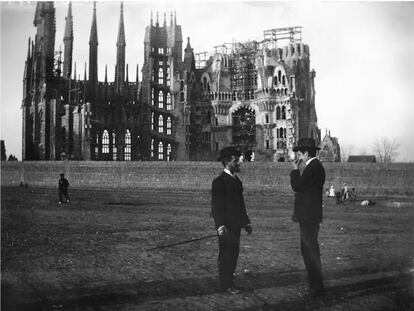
left=117, top=2, right=125, bottom=46
left=89, top=2, right=98, bottom=46
left=89, top=1, right=98, bottom=89
left=63, top=2, right=73, bottom=78
left=116, top=2, right=126, bottom=90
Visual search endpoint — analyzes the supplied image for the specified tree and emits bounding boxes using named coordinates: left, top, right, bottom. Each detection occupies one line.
left=8, top=154, right=18, bottom=161
left=372, top=137, right=399, bottom=164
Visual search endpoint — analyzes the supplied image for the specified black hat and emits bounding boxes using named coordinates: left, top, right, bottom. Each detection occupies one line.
left=292, top=138, right=320, bottom=152
left=217, top=146, right=242, bottom=161
left=60, top=173, right=65, bottom=177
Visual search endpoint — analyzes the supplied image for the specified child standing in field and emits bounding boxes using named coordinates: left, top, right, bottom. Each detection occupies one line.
left=58, top=173, right=70, bottom=204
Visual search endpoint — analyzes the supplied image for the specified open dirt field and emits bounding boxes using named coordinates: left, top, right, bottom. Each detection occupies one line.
left=1, top=186, right=413, bottom=310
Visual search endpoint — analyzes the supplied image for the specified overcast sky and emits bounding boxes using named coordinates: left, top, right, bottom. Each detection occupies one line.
left=1, top=1, right=414, bottom=161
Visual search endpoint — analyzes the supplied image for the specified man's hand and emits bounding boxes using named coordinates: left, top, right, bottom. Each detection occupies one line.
left=245, top=224, right=253, bottom=235
left=217, top=225, right=227, bottom=236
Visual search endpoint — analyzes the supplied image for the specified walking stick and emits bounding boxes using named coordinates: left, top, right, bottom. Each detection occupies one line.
left=146, top=233, right=217, bottom=251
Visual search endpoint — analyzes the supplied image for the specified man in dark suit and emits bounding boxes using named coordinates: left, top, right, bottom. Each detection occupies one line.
left=290, top=138, right=325, bottom=297
left=58, top=173, right=70, bottom=204
left=211, top=146, right=252, bottom=294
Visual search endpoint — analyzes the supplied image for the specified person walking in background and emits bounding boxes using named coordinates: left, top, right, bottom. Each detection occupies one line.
left=290, top=138, right=325, bottom=297
left=58, top=173, right=70, bottom=204
left=211, top=146, right=252, bottom=294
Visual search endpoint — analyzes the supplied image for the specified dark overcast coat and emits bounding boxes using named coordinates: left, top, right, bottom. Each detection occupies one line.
left=290, top=158, right=325, bottom=225
left=211, top=172, right=250, bottom=230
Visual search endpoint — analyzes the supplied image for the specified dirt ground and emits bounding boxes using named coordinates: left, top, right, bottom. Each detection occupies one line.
left=1, top=186, right=413, bottom=310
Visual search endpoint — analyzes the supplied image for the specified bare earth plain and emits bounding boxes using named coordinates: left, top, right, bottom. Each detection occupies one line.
left=1, top=186, right=413, bottom=311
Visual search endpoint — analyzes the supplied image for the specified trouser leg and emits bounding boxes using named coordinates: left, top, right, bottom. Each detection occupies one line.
left=218, top=227, right=241, bottom=290
left=59, top=190, right=63, bottom=202
left=299, top=222, right=324, bottom=291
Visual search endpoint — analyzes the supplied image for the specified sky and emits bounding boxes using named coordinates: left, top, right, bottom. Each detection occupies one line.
left=1, top=0, right=414, bottom=162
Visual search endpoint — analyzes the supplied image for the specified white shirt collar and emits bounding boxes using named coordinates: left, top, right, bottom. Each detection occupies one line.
left=224, top=168, right=235, bottom=177
left=306, top=157, right=317, bottom=166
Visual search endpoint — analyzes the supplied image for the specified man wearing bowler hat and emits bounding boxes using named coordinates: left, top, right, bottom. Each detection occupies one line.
left=290, top=138, right=325, bottom=297
left=211, top=146, right=252, bottom=294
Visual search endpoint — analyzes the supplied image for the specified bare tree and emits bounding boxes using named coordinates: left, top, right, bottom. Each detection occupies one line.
left=372, top=137, right=399, bottom=164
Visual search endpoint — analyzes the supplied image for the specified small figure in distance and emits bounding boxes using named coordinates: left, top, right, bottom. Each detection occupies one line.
left=58, top=173, right=70, bottom=204
left=329, top=185, right=336, bottom=198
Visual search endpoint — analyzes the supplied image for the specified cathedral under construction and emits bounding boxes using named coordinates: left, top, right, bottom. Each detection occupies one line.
left=22, top=1, right=321, bottom=162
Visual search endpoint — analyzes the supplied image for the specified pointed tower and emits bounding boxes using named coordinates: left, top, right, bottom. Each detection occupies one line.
left=63, top=2, right=73, bottom=79
left=184, top=37, right=195, bottom=71
left=89, top=2, right=98, bottom=94
left=115, top=2, right=126, bottom=92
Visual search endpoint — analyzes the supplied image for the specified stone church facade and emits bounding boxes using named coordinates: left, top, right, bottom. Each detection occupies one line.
left=22, top=2, right=321, bottom=161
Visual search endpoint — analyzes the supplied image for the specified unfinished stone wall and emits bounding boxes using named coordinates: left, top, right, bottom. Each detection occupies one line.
left=1, top=161, right=413, bottom=197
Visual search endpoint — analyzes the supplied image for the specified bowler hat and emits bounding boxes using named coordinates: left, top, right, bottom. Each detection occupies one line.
left=292, top=138, right=320, bottom=152
left=217, top=146, right=242, bottom=161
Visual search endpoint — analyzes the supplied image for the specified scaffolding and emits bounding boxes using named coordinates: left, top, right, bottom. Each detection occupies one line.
left=230, top=40, right=258, bottom=100
left=195, top=52, right=208, bottom=69
left=261, top=26, right=302, bottom=49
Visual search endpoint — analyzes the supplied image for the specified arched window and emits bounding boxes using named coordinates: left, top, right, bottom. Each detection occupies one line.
left=278, top=70, right=281, bottom=84
left=112, top=131, right=117, bottom=160
left=265, top=114, right=269, bottom=124
left=124, top=129, right=131, bottom=161
left=166, top=117, right=172, bottom=135
left=151, top=139, right=154, bottom=158
left=102, top=130, right=109, bottom=154
left=158, top=68, right=164, bottom=84
left=282, top=106, right=286, bottom=119
left=158, top=115, right=164, bottom=133
left=276, top=106, right=281, bottom=120
left=158, top=91, right=163, bottom=109
left=158, top=141, right=164, bottom=160
left=166, top=93, right=171, bottom=110
left=167, top=144, right=172, bottom=161
left=282, top=76, right=286, bottom=86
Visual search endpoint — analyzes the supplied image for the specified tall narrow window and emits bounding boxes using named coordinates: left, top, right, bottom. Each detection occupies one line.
left=166, top=65, right=170, bottom=86
left=94, top=134, right=99, bottom=157
left=151, top=89, right=155, bottom=106
left=151, top=112, right=154, bottom=130
left=167, top=144, right=172, bottom=161
left=276, top=106, right=281, bottom=120
left=112, top=131, right=117, bottom=160
left=151, top=139, right=154, bottom=158
left=158, top=68, right=164, bottom=84
left=158, top=91, right=163, bottom=109
left=265, top=114, right=269, bottom=124
left=166, top=93, right=171, bottom=110
left=282, top=106, right=286, bottom=119
left=102, top=130, right=109, bottom=154
left=266, top=139, right=270, bottom=150
left=124, top=129, right=131, bottom=161
left=166, top=117, right=172, bottom=135
left=158, top=115, right=164, bottom=133
left=158, top=141, right=164, bottom=160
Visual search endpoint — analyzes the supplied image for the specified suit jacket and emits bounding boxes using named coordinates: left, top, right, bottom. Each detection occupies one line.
left=290, top=158, right=325, bottom=224
left=211, top=172, right=250, bottom=230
